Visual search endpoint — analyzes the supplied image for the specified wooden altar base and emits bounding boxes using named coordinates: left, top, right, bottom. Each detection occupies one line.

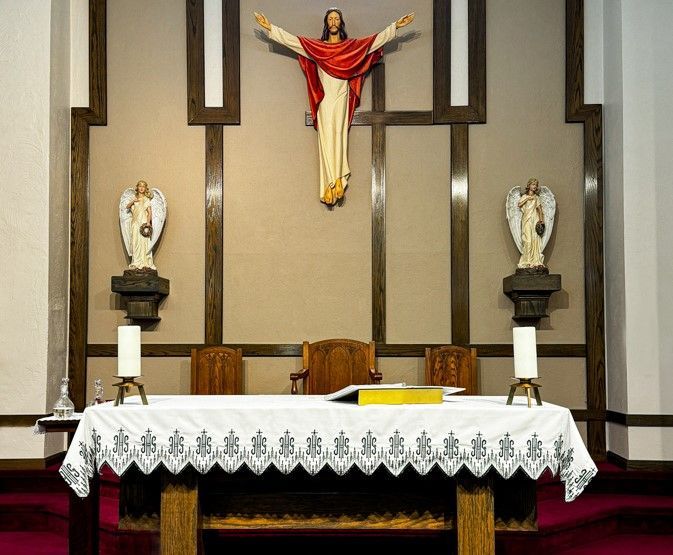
left=118, top=466, right=537, bottom=555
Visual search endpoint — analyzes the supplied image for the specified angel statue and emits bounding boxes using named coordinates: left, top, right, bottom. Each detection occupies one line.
left=119, top=180, right=167, bottom=272
left=506, top=178, right=556, bottom=271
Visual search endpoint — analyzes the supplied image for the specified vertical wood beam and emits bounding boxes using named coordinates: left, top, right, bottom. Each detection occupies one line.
left=160, top=470, right=199, bottom=555
left=456, top=474, right=495, bottom=555
left=432, top=0, right=451, bottom=120
left=371, top=64, right=386, bottom=343
left=88, top=0, right=107, bottom=124
left=205, top=125, right=224, bottom=345
left=69, top=114, right=90, bottom=411
left=451, top=124, right=470, bottom=345
left=467, top=0, right=487, bottom=121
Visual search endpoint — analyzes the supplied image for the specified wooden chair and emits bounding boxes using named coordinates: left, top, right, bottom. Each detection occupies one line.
left=424, top=345, right=478, bottom=395
left=291, top=339, right=381, bottom=395
left=191, top=346, right=243, bottom=395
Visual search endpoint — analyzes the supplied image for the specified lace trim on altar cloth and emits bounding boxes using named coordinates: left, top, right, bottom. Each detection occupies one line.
left=60, top=426, right=596, bottom=502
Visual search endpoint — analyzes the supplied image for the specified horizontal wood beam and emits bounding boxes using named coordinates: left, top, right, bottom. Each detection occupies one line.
left=306, top=110, right=433, bottom=127
left=606, top=411, right=673, bottom=427
left=87, top=343, right=586, bottom=358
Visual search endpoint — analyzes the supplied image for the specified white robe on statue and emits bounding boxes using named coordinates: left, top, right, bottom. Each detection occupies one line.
left=268, top=23, right=397, bottom=203
left=129, top=196, right=155, bottom=270
left=518, top=195, right=544, bottom=268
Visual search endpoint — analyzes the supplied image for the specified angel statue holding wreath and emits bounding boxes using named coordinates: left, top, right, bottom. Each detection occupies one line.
left=506, top=178, right=556, bottom=271
left=119, top=180, right=167, bottom=272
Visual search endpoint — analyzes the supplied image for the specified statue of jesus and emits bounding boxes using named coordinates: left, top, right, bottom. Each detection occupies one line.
left=255, top=9, right=415, bottom=205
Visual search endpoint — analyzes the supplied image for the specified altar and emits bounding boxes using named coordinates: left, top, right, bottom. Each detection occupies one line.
left=60, top=395, right=596, bottom=554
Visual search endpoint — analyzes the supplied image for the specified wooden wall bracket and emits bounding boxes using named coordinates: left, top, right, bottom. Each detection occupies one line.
left=111, top=273, right=170, bottom=325
left=503, top=272, right=561, bottom=328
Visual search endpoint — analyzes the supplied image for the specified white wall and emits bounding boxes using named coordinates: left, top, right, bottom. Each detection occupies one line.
left=0, top=0, right=71, bottom=458
left=601, top=0, right=673, bottom=460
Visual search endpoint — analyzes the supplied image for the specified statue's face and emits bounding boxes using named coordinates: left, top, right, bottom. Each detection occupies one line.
left=326, top=11, right=342, bottom=33
left=529, top=181, right=538, bottom=193
left=137, top=182, right=147, bottom=194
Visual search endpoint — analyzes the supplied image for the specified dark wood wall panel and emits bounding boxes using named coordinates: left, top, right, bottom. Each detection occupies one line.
left=450, top=124, right=470, bottom=345
left=205, top=125, right=224, bottom=344
left=69, top=0, right=107, bottom=411
left=565, top=0, right=606, bottom=459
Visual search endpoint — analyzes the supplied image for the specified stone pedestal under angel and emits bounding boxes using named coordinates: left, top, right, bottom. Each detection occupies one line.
left=119, top=180, right=167, bottom=272
left=506, top=178, right=556, bottom=271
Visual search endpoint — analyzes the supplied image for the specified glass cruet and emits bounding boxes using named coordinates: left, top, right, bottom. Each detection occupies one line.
left=53, top=377, right=75, bottom=418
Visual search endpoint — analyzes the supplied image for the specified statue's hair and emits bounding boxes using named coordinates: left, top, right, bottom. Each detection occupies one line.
left=524, top=178, right=539, bottom=195
left=321, top=8, right=347, bottom=41
left=135, top=180, right=154, bottom=199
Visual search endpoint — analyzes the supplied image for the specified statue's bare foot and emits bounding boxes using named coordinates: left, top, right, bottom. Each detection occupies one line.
left=335, top=178, right=344, bottom=200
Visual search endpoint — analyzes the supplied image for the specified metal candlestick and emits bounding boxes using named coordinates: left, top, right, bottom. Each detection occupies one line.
left=112, top=376, right=148, bottom=406
left=506, top=377, right=542, bottom=408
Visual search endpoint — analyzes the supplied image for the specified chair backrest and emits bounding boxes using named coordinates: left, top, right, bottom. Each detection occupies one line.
left=191, top=346, right=243, bottom=395
left=302, top=339, right=378, bottom=395
left=424, top=345, right=478, bottom=395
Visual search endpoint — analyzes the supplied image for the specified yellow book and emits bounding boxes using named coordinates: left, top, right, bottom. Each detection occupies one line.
left=357, top=387, right=444, bottom=406
left=324, top=384, right=463, bottom=405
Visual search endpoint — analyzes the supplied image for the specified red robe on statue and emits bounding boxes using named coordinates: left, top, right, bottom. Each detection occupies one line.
left=297, top=34, right=383, bottom=129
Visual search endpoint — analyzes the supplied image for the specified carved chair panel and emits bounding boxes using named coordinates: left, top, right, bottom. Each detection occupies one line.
left=293, top=339, right=380, bottom=395
left=191, top=347, right=243, bottom=395
left=424, top=346, right=478, bottom=395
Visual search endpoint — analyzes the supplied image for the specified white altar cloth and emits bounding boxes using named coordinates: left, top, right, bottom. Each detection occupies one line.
left=60, top=395, right=596, bottom=501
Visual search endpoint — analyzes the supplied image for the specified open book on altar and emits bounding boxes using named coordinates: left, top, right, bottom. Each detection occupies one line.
left=324, top=383, right=465, bottom=405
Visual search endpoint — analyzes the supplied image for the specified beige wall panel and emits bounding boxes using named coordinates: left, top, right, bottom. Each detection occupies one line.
left=86, top=357, right=191, bottom=403
left=89, top=0, right=205, bottom=343
left=387, top=126, right=451, bottom=343
left=469, top=0, right=584, bottom=343
left=377, top=358, right=425, bottom=386
left=383, top=0, right=433, bottom=110
left=478, top=357, right=586, bottom=409
left=243, top=358, right=302, bottom=395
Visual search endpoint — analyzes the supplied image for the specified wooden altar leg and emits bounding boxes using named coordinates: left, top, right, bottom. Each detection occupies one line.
left=160, top=469, right=200, bottom=555
left=456, top=473, right=495, bottom=555
left=69, top=471, right=99, bottom=555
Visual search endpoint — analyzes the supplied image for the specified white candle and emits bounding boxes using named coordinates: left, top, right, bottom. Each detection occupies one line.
left=513, top=327, right=538, bottom=379
left=118, top=325, right=141, bottom=377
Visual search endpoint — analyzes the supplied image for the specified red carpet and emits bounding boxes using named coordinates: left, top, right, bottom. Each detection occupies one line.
left=555, top=534, right=673, bottom=554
